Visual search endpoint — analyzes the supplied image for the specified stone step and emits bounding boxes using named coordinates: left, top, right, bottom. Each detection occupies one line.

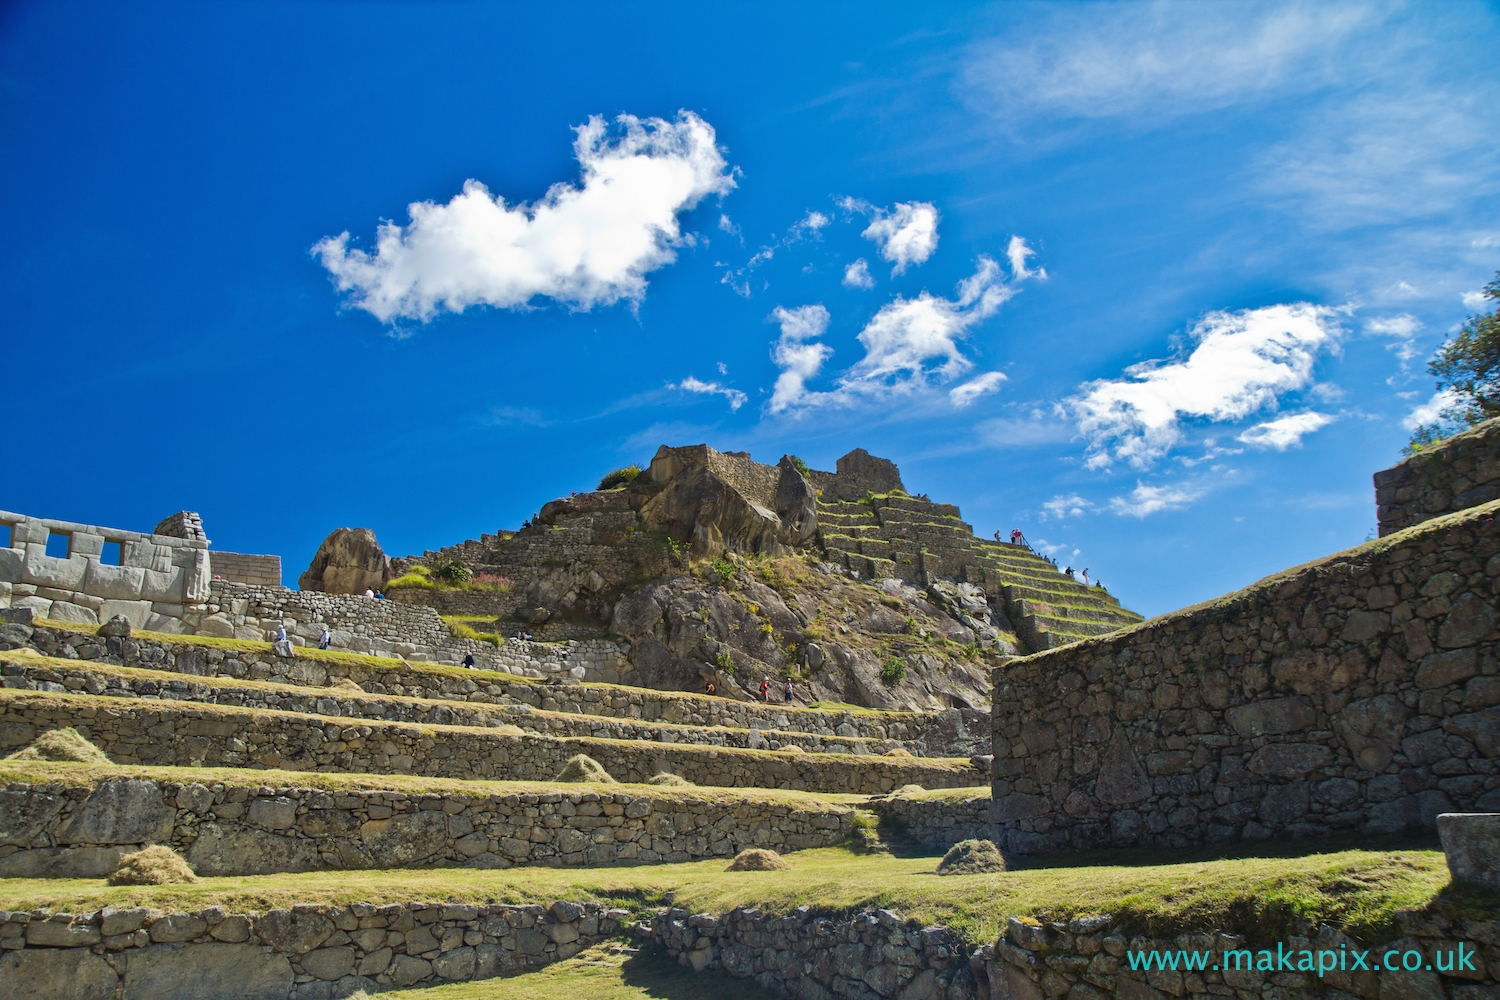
left=1007, top=596, right=1138, bottom=626
left=0, top=764, right=863, bottom=877
left=6, top=623, right=938, bottom=742
left=0, top=655, right=926, bottom=757
left=0, top=689, right=986, bottom=794
left=1001, top=581, right=1137, bottom=615
left=1020, top=612, right=1125, bottom=638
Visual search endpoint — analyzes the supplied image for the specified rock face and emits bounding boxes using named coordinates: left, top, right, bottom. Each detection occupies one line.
left=640, top=464, right=794, bottom=560
left=1438, top=812, right=1500, bottom=890
left=298, top=528, right=390, bottom=595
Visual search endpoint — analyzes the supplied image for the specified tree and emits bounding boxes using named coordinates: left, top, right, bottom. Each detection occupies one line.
left=1406, top=270, right=1500, bottom=454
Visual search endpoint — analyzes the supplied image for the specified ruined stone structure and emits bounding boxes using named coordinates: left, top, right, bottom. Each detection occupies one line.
left=1377, top=417, right=1500, bottom=537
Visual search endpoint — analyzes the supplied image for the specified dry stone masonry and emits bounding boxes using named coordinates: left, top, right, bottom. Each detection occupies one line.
left=0, top=898, right=631, bottom=999
left=0, top=775, right=858, bottom=877
left=1377, top=417, right=1500, bottom=537
left=990, top=499, right=1500, bottom=855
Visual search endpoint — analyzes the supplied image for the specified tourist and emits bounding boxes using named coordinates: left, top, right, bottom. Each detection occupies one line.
left=1010, top=529, right=1023, bottom=545
left=275, top=624, right=288, bottom=643
left=1081, top=568, right=1090, bottom=586
left=993, top=530, right=1001, bottom=542
left=318, top=627, right=331, bottom=650
left=783, top=678, right=793, bottom=702
left=705, top=679, right=716, bottom=696
left=1064, top=566, right=1074, bottom=579
left=364, top=588, right=375, bottom=599
left=759, top=676, right=770, bottom=702
left=375, top=591, right=385, bottom=600
left=462, top=652, right=475, bottom=669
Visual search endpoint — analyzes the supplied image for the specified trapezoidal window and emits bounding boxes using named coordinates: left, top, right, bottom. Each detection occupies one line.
left=0, top=524, right=11, bottom=549
left=100, top=540, right=123, bottom=566
left=44, top=531, right=71, bottom=559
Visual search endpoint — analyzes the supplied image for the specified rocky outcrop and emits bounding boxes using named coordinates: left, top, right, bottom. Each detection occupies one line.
left=640, top=464, right=793, bottom=560
left=298, top=528, right=390, bottom=595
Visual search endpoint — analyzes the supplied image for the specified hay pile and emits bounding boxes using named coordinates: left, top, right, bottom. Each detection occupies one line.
left=883, top=747, right=913, bottom=757
left=889, top=784, right=925, bottom=797
left=935, top=839, right=1007, bottom=875
left=556, top=754, right=615, bottom=783
left=329, top=677, right=364, bottom=694
left=647, top=772, right=692, bottom=787
left=492, top=724, right=526, bottom=736
left=108, top=846, right=200, bottom=886
left=6, top=728, right=112, bottom=764
left=726, top=848, right=790, bottom=871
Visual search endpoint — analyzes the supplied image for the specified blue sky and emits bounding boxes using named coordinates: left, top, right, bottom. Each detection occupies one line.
left=3, top=1, right=1498, bottom=617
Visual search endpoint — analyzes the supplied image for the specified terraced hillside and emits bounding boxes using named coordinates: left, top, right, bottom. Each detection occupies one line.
left=817, top=494, right=1143, bottom=650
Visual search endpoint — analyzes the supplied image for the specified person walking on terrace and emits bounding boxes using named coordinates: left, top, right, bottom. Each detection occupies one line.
left=783, top=678, right=793, bottom=703
left=318, top=626, right=331, bottom=650
left=759, top=676, right=771, bottom=703
left=1080, top=568, right=1090, bottom=587
left=462, top=652, right=475, bottom=669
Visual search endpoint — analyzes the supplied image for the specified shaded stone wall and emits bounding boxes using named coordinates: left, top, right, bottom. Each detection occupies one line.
left=871, top=792, right=994, bottom=850
left=0, top=691, right=983, bottom=793
left=0, top=775, right=857, bottom=878
left=1376, top=418, right=1500, bottom=537
left=209, top=552, right=283, bottom=587
left=0, top=898, right=629, bottom=998
left=990, top=501, right=1500, bottom=855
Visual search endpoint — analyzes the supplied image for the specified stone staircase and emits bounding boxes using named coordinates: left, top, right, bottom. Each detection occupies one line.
left=816, top=494, right=1143, bottom=651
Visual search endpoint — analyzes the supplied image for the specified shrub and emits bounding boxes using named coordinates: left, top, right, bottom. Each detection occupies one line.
left=471, top=573, right=514, bottom=591
left=598, top=465, right=642, bottom=490
left=6, top=727, right=111, bottom=764
left=556, top=754, right=615, bottom=783
left=789, top=455, right=811, bottom=478
left=435, top=561, right=472, bottom=584
left=385, top=571, right=435, bottom=590
left=108, top=845, right=200, bottom=885
left=881, top=657, right=907, bottom=684
left=936, top=839, right=1007, bottom=876
left=726, top=848, right=789, bottom=871
left=711, top=557, right=735, bottom=584
left=715, top=647, right=735, bottom=671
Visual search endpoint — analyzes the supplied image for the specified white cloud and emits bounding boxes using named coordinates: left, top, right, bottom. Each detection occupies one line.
left=718, top=214, right=741, bottom=239
left=949, top=371, right=1007, bottom=408
left=1006, top=236, right=1047, bottom=281
left=716, top=361, right=728, bottom=375
left=1108, top=481, right=1207, bottom=518
left=1403, top=389, right=1461, bottom=430
left=314, top=112, right=734, bottom=322
left=768, top=305, right=834, bottom=414
left=1237, top=411, right=1337, bottom=450
left=1042, top=494, right=1094, bottom=520
left=840, top=198, right=940, bottom=273
left=670, top=376, right=747, bottom=412
left=1464, top=290, right=1490, bottom=310
left=843, top=259, right=875, bottom=289
left=1364, top=313, right=1426, bottom=376
left=770, top=247, right=1041, bottom=413
left=790, top=211, right=830, bottom=239
left=1070, top=303, right=1341, bottom=469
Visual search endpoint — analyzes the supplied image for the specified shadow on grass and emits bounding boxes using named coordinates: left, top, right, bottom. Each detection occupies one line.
left=618, top=943, right=773, bottom=999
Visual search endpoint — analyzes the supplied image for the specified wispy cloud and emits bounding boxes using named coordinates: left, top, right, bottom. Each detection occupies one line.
left=842, top=258, right=875, bottom=289
left=1464, top=289, right=1490, bottom=310
left=1364, top=313, right=1425, bottom=379
left=669, top=376, right=747, bottom=411
left=481, top=405, right=549, bottom=427
left=1109, top=481, right=1207, bottom=518
left=1403, top=389, right=1461, bottom=430
left=1237, top=411, right=1337, bottom=450
left=720, top=210, right=834, bottom=296
left=315, top=112, right=733, bottom=322
left=1070, top=303, right=1342, bottom=469
left=840, top=198, right=940, bottom=274
left=949, top=371, right=1007, bottom=408
left=1042, top=494, right=1095, bottom=520
left=768, top=305, right=834, bottom=415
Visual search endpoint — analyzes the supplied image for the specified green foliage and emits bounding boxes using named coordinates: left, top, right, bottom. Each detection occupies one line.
left=710, top=557, right=735, bottom=584
left=789, top=455, right=811, bottom=478
left=598, top=464, right=643, bottom=490
left=881, top=657, right=907, bottom=684
left=715, top=647, right=735, bottom=673
left=1409, top=271, right=1500, bottom=453
left=443, top=617, right=500, bottom=646
left=861, top=490, right=878, bottom=505
left=665, top=537, right=684, bottom=563
left=435, top=561, right=472, bottom=584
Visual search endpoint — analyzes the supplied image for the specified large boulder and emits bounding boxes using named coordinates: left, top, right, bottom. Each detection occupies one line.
left=299, top=528, right=390, bottom=595
left=774, top=456, right=819, bottom=544
left=640, top=464, right=792, bottom=559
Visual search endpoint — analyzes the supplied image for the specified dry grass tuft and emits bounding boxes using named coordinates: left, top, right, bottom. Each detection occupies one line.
left=556, top=754, right=615, bottom=783
left=883, top=747, right=913, bottom=757
left=889, top=784, right=926, bottom=797
left=6, top=727, right=112, bottom=764
left=647, top=772, right=693, bottom=787
left=329, top=677, right=364, bottom=694
left=727, top=848, right=790, bottom=871
left=108, top=845, right=200, bottom=885
left=936, top=839, right=1007, bottom=876
left=493, top=724, right=526, bottom=736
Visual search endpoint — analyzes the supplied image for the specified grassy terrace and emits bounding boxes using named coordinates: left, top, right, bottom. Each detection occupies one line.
left=0, top=760, right=871, bottom=811
left=0, top=843, right=1465, bottom=950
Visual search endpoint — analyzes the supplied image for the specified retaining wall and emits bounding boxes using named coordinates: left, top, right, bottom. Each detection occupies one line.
left=3, top=622, right=938, bottom=741
left=0, top=775, right=857, bottom=877
left=1377, top=418, right=1500, bottom=537
left=990, top=501, right=1500, bottom=855
left=0, top=898, right=629, bottom=999
left=0, top=691, right=982, bottom=793
left=871, top=792, right=994, bottom=851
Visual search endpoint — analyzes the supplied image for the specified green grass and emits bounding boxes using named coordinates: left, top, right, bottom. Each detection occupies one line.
left=0, top=842, right=1463, bottom=950
left=442, top=616, right=501, bottom=646
left=388, top=944, right=764, bottom=1000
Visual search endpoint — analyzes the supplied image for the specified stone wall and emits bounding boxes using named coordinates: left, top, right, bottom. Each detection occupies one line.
left=0, top=775, right=858, bottom=877
left=209, top=552, right=283, bottom=587
left=989, top=500, right=1500, bottom=855
left=0, top=657, right=919, bottom=757
left=806, top=447, right=907, bottom=502
left=0, top=509, right=213, bottom=630
left=0, top=898, right=630, bottom=999
left=653, top=903, right=1500, bottom=1000
left=1376, top=418, right=1500, bottom=537
left=871, top=791, right=994, bottom=850
left=648, top=445, right=784, bottom=508
left=0, top=691, right=983, bottom=793
left=4, top=622, right=941, bottom=742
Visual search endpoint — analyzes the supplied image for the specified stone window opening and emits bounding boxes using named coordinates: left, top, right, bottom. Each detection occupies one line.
left=100, top=539, right=123, bottom=565
left=0, top=523, right=11, bottom=549
left=43, top=530, right=70, bottom=559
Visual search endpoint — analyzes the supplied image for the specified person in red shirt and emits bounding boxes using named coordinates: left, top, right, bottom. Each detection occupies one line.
left=759, top=677, right=770, bottom=702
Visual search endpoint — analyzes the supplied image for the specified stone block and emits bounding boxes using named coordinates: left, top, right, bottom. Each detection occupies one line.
left=141, top=566, right=185, bottom=602
left=186, top=825, right=322, bottom=877
left=58, top=778, right=174, bottom=845
left=1438, top=813, right=1500, bottom=890
left=47, top=601, right=99, bottom=625
left=0, top=944, right=117, bottom=1000
left=84, top=562, right=146, bottom=600
left=10, top=596, right=52, bottom=618
left=0, top=846, right=127, bottom=878
left=0, top=547, right=23, bottom=584
left=0, top=788, right=65, bottom=846
left=96, top=599, right=152, bottom=631
left=19, top=548, right=87, bottom=590
left=122, top=942, right=293, bottom=1000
